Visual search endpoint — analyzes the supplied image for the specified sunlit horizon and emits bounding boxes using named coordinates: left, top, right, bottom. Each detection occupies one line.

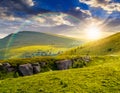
left=85, top=23, right=102, bottom=40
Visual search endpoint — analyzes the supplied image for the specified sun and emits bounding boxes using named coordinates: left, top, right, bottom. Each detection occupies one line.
left=85, top=24, right=101, bottom=40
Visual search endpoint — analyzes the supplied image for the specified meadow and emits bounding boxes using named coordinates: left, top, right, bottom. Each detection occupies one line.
left=64, top=32, right=120, bottom=56
left=0, top=45, right=67, bottom=59
left=0, top=56, right=120, bottom=93
left=0, top=32, right=120, bottom=93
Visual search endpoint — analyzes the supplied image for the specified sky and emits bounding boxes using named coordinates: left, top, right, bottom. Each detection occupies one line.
left=0, top=0, right=120, bottom=39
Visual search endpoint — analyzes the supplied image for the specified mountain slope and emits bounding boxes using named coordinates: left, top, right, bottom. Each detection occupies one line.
left=0, top=31, right=82, bottom=59
left=0, top=31, right=81, bottom=49
left=0, top=56, right=120, bottom=93
left=64, top=32, right=120, bottom=55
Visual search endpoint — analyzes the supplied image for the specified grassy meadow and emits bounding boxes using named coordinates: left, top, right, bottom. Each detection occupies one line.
left=0, top=32, right=120, bottom=93
left=0, top=56, right=120, bottom=93
left=64, top=32, right=120, bottom=56
left=0, top=45, right=67, bottom=59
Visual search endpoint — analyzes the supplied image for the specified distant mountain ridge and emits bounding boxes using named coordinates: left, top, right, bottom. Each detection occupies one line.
left=0, top=31, right=82, bottom=49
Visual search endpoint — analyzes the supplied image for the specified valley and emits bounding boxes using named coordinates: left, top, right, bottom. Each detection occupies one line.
left=0, top=31, right=120, bottom=93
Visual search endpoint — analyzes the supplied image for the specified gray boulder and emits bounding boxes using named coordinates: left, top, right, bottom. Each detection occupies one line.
left=2, top=63, right=14, bottom=72
left=19, top=63, right=33, bottom=76
left=56, top=60, right=72, bottom=70
left=32, top=63, right=41, bottom=74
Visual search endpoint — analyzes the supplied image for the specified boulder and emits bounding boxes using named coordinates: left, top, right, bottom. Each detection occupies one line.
left=3, top=63, right=11, bottom=68
left=2, top=63, right=14, bottom=72
left=56, top=60, right=72, bottom=70
left=40, top=62, right=46, bottom=67
left=18, top=63, right=33, bottom=76
left=32, top=63, right=41, bottom=74
left=7, top=67, right=15, bottom=72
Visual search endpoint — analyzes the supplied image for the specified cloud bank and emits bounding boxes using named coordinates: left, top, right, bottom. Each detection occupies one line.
left=0, top=0, right=120, bottom=39
left=80, top=0, right=120, bottom=13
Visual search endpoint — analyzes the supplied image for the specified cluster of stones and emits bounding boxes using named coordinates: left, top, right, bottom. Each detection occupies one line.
left=0, top=56, right=90, bottom=76
left=0, top=62, right=42, bottom=76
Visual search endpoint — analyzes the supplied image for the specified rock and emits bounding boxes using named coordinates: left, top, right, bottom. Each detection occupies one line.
left=56, top=60, right=72, bottom=70
left=18, top=63, right=33, bottom=76
left=3, top=63, right=11, bottom=67
left=2, top=63, right=14, bottom=72
left=40, top=62, right=46, bottom=67
left=7, top=67, right=15, bottom=72
left=32, top=63, right=41, bottom=74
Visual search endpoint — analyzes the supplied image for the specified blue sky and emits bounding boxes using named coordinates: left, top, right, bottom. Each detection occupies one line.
left=0, top=0, right=120, bottom=39
left=32, top=0, right=89, bottom=11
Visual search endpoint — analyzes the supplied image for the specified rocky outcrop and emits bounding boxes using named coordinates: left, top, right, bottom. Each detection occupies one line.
left=18, top=63, right=33, bottom=76
left=2, top=63, right=14, bottom=72
left=56, top=60, right=72, bottom=70
left=32, top=63, right=41, bottom=74
left=0, top=56, right=91, bottom=77
left=0, top=62, right=41, bottom=76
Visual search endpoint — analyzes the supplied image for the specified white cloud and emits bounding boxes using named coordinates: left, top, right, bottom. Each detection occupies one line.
left=21, top=0, right=34, bottom=7
left=36, top=13, right=74, bottom=26
left=80, top=0, right=120, bottom=13
left=76, top=7, right=81, bottom=10
left=0, top=33, right=8, bottom=38
left=51, top=13, right=74, bottom=26
left=33, top=17, right=46, bottom=23
left=75, top=7, right=91, bottom=16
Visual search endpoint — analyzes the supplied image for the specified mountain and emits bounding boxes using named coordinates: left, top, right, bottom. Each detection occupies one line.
left=64, top=32, right=120, bottom=55
left=0, top=31, right=82, bottom=59
left=0, top=31, right=82, bottom=49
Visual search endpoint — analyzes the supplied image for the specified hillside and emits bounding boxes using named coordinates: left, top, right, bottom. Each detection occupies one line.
left=0, top=31, right=81, bottom=49
left=0, top=45, right=68, bottom=59
left=64, top=32, right=120, bottom=55
left=0, top=56, right=120, bottom=93
left=0, top=31, right=82, bottom=59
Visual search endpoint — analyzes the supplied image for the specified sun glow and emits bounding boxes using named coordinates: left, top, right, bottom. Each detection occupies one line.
left=85, top=23, right=102, bottom=40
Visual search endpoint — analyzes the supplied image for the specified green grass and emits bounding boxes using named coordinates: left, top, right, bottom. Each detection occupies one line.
left=0, top=32, right=120, bottom=92
left=64, top=32, right=120, bottom=56
left=0, top=45, right=67, bottom=59
left=0, top=56, right=120, bottom=93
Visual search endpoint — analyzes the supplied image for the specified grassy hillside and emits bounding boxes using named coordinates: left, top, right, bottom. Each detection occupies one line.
left=0, top=31, right=82, bottom=59
left=0, top=31, right=81, bottom=49
left=0, top=56, right=120, bottom=93
left=0, top=45, right=67, bottom=59
left=64, top=32, right=120, bottom=56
